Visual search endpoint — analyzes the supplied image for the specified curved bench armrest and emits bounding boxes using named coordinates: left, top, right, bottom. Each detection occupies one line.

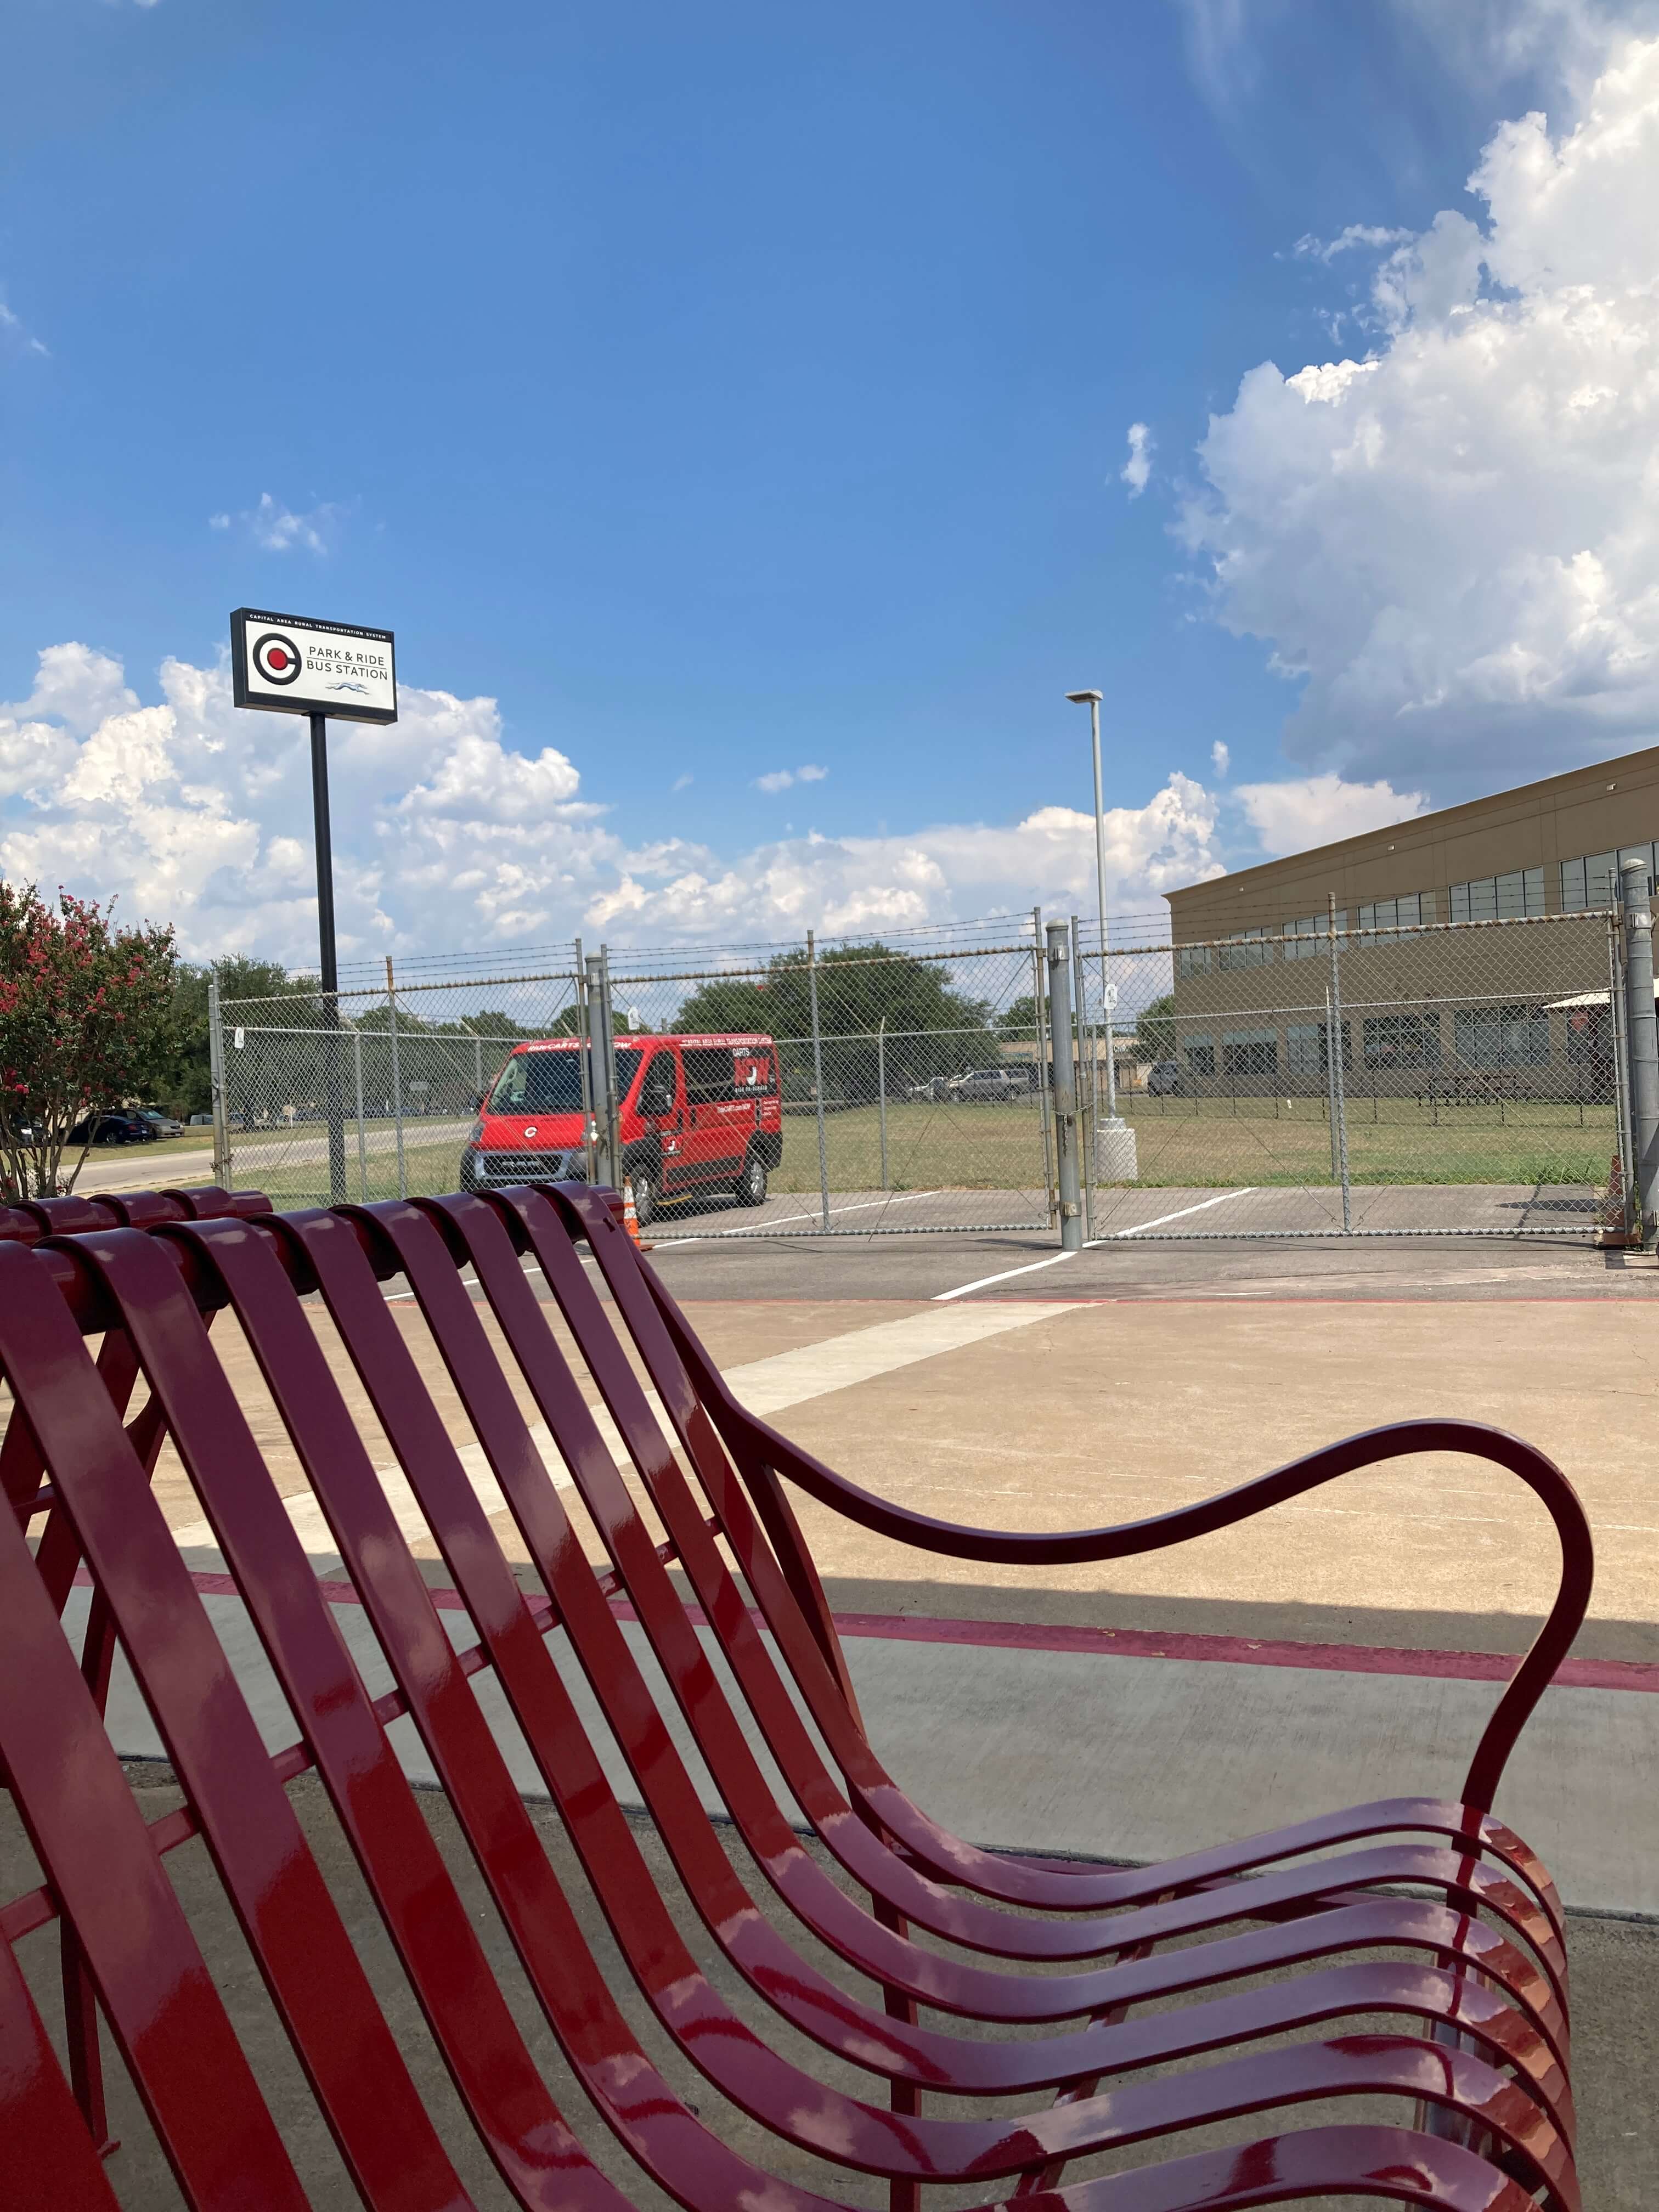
left=654, top=1277, right=1593, bottom=1816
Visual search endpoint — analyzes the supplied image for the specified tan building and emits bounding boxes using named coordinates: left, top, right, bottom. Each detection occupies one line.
left=1169, top=742, right=1659, bottom=941
left=1159, top=743, right=1659, bottom=1097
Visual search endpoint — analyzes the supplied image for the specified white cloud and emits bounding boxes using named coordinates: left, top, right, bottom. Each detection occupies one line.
left=1121, top=422, right=1153, bottom=497
left=589, top=780, right=1225, bottom=942
left=1233, top=772, right=1428, bottom=856
left=0, top=643, right=619, bottom=962
left=211, top=492, right=342, bottom=555
left=0, top=641, right=1234, bottom=961
left=1292, top=224, right=1413, bottom=263
left=753, top=764, right=828, bottom=793
left=1210, top=738, right=1231, bottom=777
left=0, top=295, right=49, bottom=359
left=671, top=771, right=693, bottom=792
left=1181, top=28, right=1659, bottom=793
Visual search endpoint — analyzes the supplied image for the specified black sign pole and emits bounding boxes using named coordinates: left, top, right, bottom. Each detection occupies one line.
left=309, top=710, right=347, bottom=1203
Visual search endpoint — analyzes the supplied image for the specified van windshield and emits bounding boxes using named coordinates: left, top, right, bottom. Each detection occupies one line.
left=486, top=1048, right=642, bottom=1115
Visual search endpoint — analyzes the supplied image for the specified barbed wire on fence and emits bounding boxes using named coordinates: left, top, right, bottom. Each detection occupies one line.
left=212, top=905, right=1635, bottom=1242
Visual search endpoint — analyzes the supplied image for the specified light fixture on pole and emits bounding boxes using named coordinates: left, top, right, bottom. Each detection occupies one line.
left=1065, top=688, right=1137, bottom=1185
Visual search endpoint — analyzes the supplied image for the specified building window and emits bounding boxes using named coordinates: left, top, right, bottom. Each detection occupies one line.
left=1285, top=1022, right=1350, bottom=1074
left=1282, top=913, right=1345, bottom=961
left=1222, top=1028, right=1278, bottom=1076
left=1454, top=1005, right=1550, bottom=1068
left=1363, top=1014, right=1440, bottom=1069
left=1218, top=927, right=1272, bottom=970
left=1564, top=1003, right=1612, bottom=1071
left=1175, top=944, right=1214, bottom=978
left=1561, top=845, right=1656, bottom=911
left=1357, top=891, right=1433, bottom=943
left=1449, top=869, right=1543, bottom=923
left=1184, top=1032, right=1215, bottom=1076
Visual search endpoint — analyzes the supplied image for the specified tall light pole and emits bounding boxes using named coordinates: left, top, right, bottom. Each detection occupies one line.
left=1065, top=688, right=1120, bottom=1122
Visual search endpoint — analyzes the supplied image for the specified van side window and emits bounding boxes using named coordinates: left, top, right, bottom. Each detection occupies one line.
left=639, top=1052, right=677, bottom=1114
left=682, top=1047, right=736, bottom=1104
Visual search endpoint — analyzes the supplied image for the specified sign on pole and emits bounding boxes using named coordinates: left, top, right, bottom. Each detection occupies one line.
left=229, top=603, right=396, bottom=1204
left=230, top=607, right=397, bottom=724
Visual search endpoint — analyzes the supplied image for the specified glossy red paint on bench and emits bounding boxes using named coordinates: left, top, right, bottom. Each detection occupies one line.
left=0, top=1182, right=1589, bottom=2209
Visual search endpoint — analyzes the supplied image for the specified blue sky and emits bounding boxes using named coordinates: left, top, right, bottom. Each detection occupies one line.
left=5, top=1, right=1659, bottom=958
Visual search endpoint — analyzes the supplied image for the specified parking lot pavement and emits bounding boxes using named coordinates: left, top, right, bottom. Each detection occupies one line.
left=642, top=1217, right=1659, bottom=1302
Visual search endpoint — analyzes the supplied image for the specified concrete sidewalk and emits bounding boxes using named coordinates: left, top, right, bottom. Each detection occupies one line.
left=68, top=1577, right=1659, bottom=1918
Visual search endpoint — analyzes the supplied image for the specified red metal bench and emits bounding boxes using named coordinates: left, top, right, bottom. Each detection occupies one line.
left=0, top=1180, right=1590, bottom=2208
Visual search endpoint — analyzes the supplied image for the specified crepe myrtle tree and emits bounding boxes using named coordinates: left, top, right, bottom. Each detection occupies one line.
left=0, top=883, right=178, bottom=1201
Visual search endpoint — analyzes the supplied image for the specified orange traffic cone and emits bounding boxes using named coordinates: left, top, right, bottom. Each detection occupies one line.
left=622, top=1178, right=652, bottom=1252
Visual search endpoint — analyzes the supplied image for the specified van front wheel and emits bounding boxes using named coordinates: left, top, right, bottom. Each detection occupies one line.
left=735, top=1149, right=768, bottom=1207
left=629, top=1167, right=659, bottom=1227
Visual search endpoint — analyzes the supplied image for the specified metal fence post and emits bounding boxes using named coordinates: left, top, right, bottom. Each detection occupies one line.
left=1619, top=857, right=1659, bottom=1244
left=1069, top=916, right=1094, bottom=1242
left=207, top=974, right=231, bottom=1189
left=1046, top=922, right=1084, bottom=1250
left=585, top=950, right=618, bottom=1188
left=385, top=956, right=408, bottom=1201
left=1327, top=896, right=1352, bottom=1233
left=876, top=1015, right=889, bottom=1190
left=1032, top=906, right=1055, bottom=1221
left=574, top=938, right=597, bottom=1182
left=1323, top=984, right=1340, bottom=1182
left=352, top=1026, right=369, bottom=1199
left=806, top=930, right=831, bottom=1232
left=1607, top=917, right=1635, bottom=1234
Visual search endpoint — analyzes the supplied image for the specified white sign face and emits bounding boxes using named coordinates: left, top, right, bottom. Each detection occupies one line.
left=230, top=607, right=397, bottom=724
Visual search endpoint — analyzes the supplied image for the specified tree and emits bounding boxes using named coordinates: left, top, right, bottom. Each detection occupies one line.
left=0, top=885, right=179, bottom=1200
left=1134, top=992, right=1177, bottom=1064
left=159, top=955, right=295, bottom=1119
left=673, top=942, right=1001, bottom=1103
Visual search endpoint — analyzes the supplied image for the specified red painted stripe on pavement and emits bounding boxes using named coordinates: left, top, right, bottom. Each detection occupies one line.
left=109, top=1564, right=1659, bottom=1693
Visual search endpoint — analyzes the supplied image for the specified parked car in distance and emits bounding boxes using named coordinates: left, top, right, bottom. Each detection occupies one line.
left=137, top=1108, right=185, bottom=1137
left=1146, top=1060, right=1184, bottom=1097
left=460, top=1032, right=782, bottom=1227
left=952, top=1065, right=1041, bottom=1104
left=67, top=1110, right=155, bottom=1146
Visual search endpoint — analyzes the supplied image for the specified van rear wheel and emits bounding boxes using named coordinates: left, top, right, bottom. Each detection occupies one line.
left=735, top=1149, right=768, bottom=1207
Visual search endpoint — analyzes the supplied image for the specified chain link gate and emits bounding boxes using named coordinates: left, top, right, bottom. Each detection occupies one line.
left=211, top=907, right=1635, bottom=1243
left=598, top=918, right=1055, bottom=1235
left=213, top=922, right=1059, bottom=1234
left=1074, top=909, right=1629, bottom=1238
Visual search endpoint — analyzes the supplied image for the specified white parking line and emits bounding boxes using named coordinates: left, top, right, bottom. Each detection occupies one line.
left=934, top=1188, right=1258, bottom=1300
left=1107, top=1188, right=1256, bottom=1238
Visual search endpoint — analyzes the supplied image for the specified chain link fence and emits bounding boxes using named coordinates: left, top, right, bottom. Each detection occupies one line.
left=210, top=906, right=1634, bottom=1242
left=212, top=919, right=1058, bottom=1235
left=1069, top=909, right=1628, bottom=1238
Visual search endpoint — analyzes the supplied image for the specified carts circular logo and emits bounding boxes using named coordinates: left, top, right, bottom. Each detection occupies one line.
left=251, top=631, right=303, bottom=686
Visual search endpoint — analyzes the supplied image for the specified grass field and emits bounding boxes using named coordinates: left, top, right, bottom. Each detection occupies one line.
left=216, top=1091, right=1621, bottom=1210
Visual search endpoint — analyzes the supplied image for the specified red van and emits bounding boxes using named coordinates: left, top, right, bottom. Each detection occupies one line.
left=459, top=1032, right=782, bottom=1224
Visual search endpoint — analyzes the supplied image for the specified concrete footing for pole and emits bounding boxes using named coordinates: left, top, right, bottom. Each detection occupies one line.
left=1094, top=1116, right=1138, bottom=1184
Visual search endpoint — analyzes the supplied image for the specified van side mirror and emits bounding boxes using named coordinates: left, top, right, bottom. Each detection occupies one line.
left=471, top=1091, right=484, bottom=1112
